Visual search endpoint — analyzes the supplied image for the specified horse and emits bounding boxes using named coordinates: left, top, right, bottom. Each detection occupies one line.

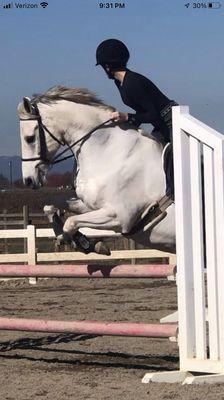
left=18, top=85, right=175, bottom=253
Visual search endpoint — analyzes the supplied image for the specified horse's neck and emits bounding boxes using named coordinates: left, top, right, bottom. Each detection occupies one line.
left=39, top=100, right=111, bottom=149
left=62, top=102, right=111, bottom=146
left=40, top=101, right=164, bottom=195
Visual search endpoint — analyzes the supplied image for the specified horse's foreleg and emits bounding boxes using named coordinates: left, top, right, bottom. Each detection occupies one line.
left=67, top=198, right=91, bottom=214
left=63, top=207, right=121, bottom=234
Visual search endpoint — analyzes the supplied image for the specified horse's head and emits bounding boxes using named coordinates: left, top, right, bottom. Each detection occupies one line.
left=18, top=85, right=115, bottom=189
left=18, top=97, right=63, bottom=189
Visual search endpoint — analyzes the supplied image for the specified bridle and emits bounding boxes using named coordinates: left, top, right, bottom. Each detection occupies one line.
left=20, top=103, right=114, bottom=166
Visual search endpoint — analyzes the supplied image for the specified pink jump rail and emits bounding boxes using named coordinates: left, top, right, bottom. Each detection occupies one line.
left=0, top=317, right=178, bottom=338
left=0, top=264, right=176, bottom=278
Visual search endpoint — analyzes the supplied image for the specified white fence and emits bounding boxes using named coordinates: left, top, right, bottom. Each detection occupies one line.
left=0, top=225, right=176, bottom=265
left=173, top=105, right=224, bottom=382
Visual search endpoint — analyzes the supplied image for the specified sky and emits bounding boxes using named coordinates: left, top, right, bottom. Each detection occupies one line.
left=0, top=0, right=223, bottom=155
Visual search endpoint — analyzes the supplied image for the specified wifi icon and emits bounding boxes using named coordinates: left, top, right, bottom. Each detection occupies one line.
left=40, top=2, right=48, bottom=8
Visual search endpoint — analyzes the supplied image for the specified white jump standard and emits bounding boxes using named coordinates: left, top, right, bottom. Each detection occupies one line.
left=143, top=106, right=224, bottom=384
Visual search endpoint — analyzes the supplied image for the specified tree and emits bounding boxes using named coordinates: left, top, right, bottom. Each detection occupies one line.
left=46, top=171, right=73, bottom=188
left=0, top=174, right=9, bottom=188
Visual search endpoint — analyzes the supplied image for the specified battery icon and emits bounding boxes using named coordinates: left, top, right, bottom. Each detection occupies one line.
left=208, top=2, right=221, bottom=7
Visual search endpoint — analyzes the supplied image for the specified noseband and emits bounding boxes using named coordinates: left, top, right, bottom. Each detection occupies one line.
left=20, top=103, right=113, bottom=166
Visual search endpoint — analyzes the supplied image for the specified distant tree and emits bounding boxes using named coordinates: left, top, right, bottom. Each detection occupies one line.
left=46, top=171, right=73, bottom=187
left=62, top=171, right=73, bottom=186
left=0, top=174, right=9, bottom=188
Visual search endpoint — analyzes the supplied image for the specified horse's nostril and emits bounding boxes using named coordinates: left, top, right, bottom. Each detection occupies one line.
left=25, top=177, right=33, bottom=187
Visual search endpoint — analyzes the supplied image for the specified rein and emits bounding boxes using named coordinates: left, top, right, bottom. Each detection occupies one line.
left=50, top=118, right=114, bottom=165
left=20, top=104, right=113, bottom=165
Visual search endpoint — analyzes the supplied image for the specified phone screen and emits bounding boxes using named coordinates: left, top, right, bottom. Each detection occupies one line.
left=0, top=0, right=223, bottom=396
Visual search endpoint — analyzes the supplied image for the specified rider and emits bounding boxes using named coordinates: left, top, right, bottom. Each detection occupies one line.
left=95, top=38, right=178, bottom=200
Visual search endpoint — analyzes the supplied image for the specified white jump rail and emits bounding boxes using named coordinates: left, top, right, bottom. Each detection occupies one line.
left=143, top=106, right=224, bottom=384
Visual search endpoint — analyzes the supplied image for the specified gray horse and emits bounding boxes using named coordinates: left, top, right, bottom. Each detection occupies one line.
left=18, top=86, right=175, bottom=252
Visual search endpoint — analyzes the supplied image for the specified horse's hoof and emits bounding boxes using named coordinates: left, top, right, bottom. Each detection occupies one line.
left=94, top=241, right=111, bottom=256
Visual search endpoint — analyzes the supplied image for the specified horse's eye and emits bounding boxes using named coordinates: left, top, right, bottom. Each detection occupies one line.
left=25, top=135, right=35, bottom=144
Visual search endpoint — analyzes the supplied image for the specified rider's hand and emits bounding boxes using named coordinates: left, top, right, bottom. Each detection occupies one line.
left=110, top=112, right=128, bottom=122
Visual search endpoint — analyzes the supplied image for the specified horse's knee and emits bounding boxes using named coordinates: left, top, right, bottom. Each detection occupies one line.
left=67, top=198, right=90, bottom=214
left=63, top=216, right=77, bottom=233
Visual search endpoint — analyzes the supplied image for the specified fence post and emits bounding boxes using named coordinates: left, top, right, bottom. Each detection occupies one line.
left=129, top=238, right=136, bottom=265
left=27, top=225, right=37, bottom=285
left=23, top=205, right=29, bottom=254
left=169, top=255, right=177, bottom=265
left=3, top=209, right=8, bottom=254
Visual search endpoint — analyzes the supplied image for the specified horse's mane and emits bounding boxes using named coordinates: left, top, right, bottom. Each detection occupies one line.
left=32, top=85, right=115, bottom=112
left=19, top=85, right=160, bottom=145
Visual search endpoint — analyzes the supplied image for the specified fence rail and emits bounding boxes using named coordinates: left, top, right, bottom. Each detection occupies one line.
left=0, top=206, right=46, bottom=228
left=0, top=225, right=177, bottom=265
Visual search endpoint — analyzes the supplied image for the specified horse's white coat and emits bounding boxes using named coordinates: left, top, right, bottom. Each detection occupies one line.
left=18, top=96, right=175, bottom=251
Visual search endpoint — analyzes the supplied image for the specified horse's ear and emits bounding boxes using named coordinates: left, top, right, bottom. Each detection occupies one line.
left=23, top=97, right=35, bottom=115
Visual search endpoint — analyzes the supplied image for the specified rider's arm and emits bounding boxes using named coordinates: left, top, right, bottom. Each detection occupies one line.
left=128, top=108, right=158, bottom=126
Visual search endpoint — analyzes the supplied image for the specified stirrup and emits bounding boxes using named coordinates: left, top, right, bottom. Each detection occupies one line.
left=126, top=194, right=173, bottom=236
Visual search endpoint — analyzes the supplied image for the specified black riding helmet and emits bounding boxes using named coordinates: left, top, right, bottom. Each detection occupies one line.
left=96, top=39, right=130, bottom=70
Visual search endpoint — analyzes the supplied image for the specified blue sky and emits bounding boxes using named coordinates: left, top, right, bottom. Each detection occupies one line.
left=0, top=0, right=223, bottom=155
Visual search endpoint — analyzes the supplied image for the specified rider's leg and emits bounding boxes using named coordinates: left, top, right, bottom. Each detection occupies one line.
left=164, top=145, right=174, bottom=200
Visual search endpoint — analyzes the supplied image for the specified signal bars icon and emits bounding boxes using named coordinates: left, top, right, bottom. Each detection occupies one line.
left=3, top=2, right=13, bottom=8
